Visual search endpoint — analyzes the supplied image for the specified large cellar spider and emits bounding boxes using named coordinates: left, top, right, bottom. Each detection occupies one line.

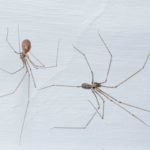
left=39, top=33, right=150, bottom=129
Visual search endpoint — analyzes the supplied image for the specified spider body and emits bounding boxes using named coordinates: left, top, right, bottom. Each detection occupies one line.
left=22, top=39, right=31, bottom=54
left=81, top=82, right=101, bottom=89
left=19, top=39, right=31, bottom=64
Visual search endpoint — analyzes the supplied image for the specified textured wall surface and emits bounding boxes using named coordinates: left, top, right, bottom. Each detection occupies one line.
left=0, top=0, right=150, bottom=149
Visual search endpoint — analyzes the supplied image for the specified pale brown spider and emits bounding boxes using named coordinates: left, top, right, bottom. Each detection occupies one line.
left=0, top=26, right=60, bottom=142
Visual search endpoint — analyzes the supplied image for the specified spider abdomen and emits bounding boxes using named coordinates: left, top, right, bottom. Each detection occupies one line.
left=81, top=82, right=101, bottom=89
left=81, top=83, right=92, bottom=89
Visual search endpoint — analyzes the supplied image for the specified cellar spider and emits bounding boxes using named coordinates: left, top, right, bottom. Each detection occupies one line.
left=39, top=32, right=150, bottom=129
left=0, top=27, right=60, bottom=141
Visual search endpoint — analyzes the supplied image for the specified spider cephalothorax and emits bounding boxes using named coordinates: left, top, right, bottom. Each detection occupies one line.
left=22, top=39, right=31, bottom=54
left=93, top=82, right=101, bottom=88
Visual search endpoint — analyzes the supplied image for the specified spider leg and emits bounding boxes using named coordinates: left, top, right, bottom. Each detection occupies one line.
left=1, top=31, right=24, bottom=74
left=98, top=89, right=149, bottom=126
left=29, top=52, right=45, bottom=67
left=0, top=71, right=27, bottom=97
left=91, top=89, right=100, bottom=109
left=99, top=88, right=150, bottom=112
left=27, top=56, right=40, bottom=69
left=6, top=27, right=20, bottom=54
left=26, top=60, right=37, bottom=88
left=73, top=45, right=94, bottom=83
left=17, top=25, right=21, bottom=53
left=94, top=90, right=105, bottom=119
left=53, top=111, right=97, bottom=129
left=0, top=65, right=24, bottom=75
left=88, top=100, right=102, bottom=118
left=19, top=72, right=31, bottom=144
left=101, top=52, right=150, bottom=88
left=39, top=84, right=81, bottom=90
left=29, top=40, right=60, bottom=69
left=52, top=90, right=103, bottom=129
left=98, top=32, right=112, bottom=84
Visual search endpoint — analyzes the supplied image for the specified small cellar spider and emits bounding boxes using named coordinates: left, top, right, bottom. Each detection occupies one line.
left=40, top=32, right=150, bottom=129
left=0, top=27, right=60, bottom=142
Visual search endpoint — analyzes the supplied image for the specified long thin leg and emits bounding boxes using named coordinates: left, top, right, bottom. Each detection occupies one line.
left=83, top=90, right=105, bottom=122
left=0, top=66, right=24, bottom=75
left=98, top=89, right=150, bottom=112
left=88, top=100, right=102, bottom=118
left=101, top=52, right=150, bottom=88
left=95, top=90, right=105, bottom=119
left=53, top=90, right=103, bottom=129
left=29, top=53, right=45, bottom=67
left=29, top=40, right=60, bottom=69
left=1, top=27, right=24, bottom=74
left=0, top=71, right=27, bottom=97
left=27, top=56, right=42, bottom=69
left=89, top=92, right=105, bottom=120
left=98, top=89, right=149, bottom=126
left=73, top=45, right=94, bottom=83
left=19, top=73, right=31, bottom=144
left=27, top=55, right=54, bottom=69
left=18, top=25, right=21, bottom=53
left=39, top=84, right=81, bottom=90
left=53, top=111, right=97, bottom=129
left=98, top=32, right=113, bottom=84
left=26, top=60, right=37, bottom=88
left=6, top=27, right=20, bottom=54
left=91, top=89, right=100, bottom=109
